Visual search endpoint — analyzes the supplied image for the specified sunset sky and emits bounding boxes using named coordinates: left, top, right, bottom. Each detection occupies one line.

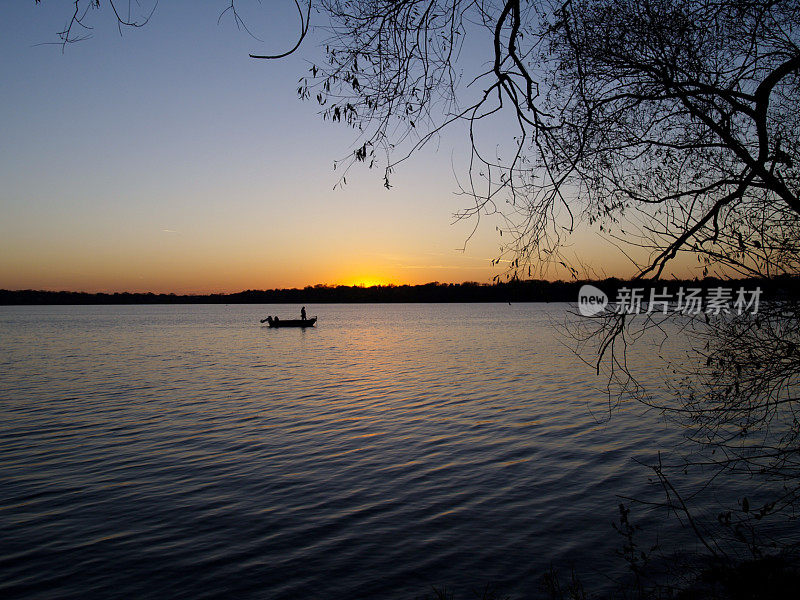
left=2, top=2, right=648, bottom=293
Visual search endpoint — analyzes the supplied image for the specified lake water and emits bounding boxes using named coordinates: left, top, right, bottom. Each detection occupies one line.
left=0, top=303, right=712, bottom=598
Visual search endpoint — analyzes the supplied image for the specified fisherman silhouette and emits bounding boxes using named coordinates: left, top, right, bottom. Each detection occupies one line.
left=301, top=306, right=307, bottom=320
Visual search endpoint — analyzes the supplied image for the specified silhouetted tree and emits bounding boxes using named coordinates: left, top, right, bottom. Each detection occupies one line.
left=279, top=0, right=800, bottom=283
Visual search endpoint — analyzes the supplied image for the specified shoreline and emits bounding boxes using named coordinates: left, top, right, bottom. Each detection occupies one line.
left=2, top=276, right=798, bottom=305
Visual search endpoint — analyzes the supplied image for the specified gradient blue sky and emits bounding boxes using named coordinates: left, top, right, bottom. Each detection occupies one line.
left=1, top=1, right=639, bottom=293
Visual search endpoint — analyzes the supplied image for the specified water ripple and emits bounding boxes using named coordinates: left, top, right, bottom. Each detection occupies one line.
left=1, top=303, right=694, bottom=599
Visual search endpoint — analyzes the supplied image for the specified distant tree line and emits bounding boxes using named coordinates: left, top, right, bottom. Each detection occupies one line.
left=2, top=277, right=798, bottom=305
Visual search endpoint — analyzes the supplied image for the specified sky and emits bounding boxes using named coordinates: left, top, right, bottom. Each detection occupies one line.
left=1, top=1, right=643, bottom=293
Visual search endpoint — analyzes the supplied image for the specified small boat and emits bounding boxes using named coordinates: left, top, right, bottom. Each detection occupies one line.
left=260, top=316, right=317, bottom=328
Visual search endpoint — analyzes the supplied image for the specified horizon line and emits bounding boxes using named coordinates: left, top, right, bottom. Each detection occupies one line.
left=2, top=274, right=796, bottom=298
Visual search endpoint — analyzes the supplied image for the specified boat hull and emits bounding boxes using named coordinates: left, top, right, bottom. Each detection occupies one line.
left=265, top=317, right=316, bottom=328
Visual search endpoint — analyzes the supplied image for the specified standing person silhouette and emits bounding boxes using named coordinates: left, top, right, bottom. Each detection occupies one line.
left=301, top=306, right=307, bottom=321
